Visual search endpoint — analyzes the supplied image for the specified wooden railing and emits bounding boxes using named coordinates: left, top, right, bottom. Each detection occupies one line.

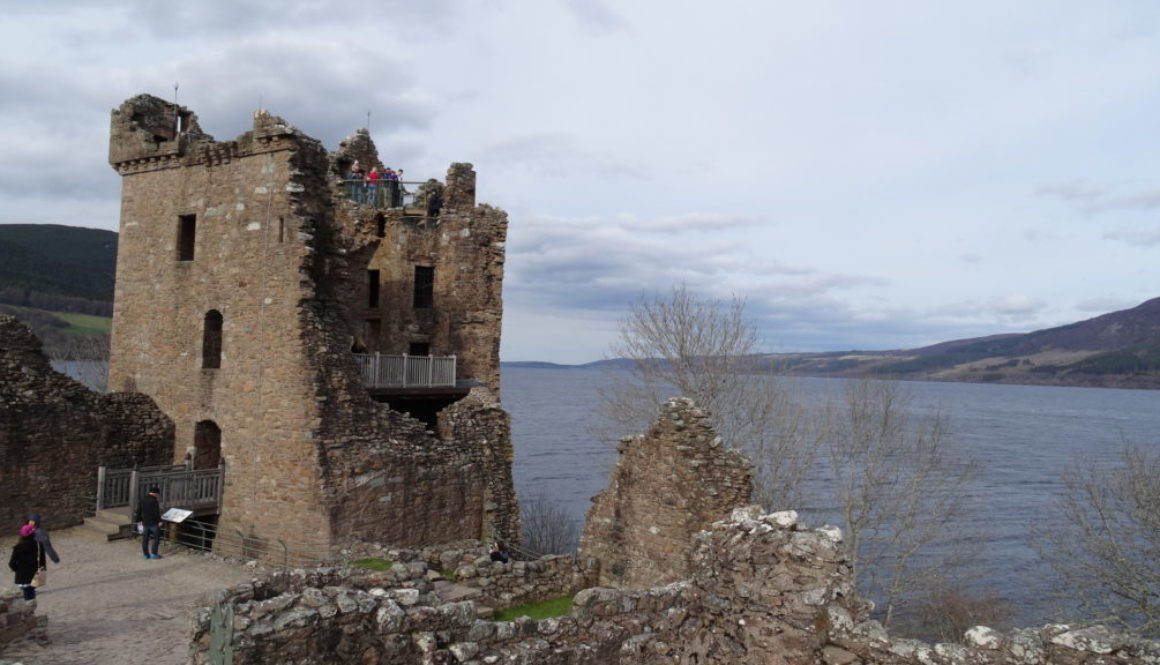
left=353, top=353, right=456, bottom=388
left=97, top=463, right=224, bottom=514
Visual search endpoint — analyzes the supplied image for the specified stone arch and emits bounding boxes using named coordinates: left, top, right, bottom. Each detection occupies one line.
left=193, top=420, right=222, bottom=470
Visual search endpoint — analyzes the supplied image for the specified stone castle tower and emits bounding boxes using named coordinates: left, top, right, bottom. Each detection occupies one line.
left=106, top=94, right=517, bottom=551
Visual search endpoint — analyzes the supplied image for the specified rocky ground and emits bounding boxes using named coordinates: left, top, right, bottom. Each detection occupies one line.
left=0, top=527, right=254, bottom=665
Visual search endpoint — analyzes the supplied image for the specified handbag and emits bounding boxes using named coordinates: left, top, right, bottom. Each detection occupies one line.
left=31, top=543, right=46, bottom=588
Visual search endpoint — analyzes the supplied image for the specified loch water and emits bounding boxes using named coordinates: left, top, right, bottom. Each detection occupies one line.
left=503, top=365, right=1160, bottom=627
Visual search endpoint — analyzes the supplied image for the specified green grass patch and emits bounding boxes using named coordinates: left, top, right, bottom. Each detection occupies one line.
left=439, top=569, right=456, bottom=581
left=494, top=595, right=574, bottom=621
left=53, top=311, right=112, bottom=335
left=350, top=558, right=393, bottom=571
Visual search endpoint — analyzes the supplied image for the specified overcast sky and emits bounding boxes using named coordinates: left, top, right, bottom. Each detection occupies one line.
left=2, top=2, right=1158, bottom=363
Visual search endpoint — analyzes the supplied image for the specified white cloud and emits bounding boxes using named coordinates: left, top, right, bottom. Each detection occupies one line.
left=3, top=1, right=1160, bottom=361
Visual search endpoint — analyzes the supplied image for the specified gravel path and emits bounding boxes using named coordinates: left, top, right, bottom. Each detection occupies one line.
left=1, top=528, right=254, bottom=665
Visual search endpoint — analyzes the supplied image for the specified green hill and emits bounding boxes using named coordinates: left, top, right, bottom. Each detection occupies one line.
left=0, top=224, right=117, bottom=315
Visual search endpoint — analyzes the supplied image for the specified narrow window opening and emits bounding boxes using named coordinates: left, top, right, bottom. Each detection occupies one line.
left=202, top=310, right=223, bottom=369
left=277, top=217, right=285, bottom=243
left=177, top=214, right=197, bottom=261
left=375, top=213, right=386, bottom=238
left=409, top=342, right=430, bottom=357
left=367, top=269, right=380, bottom=309
left=413, top=266, right=434, bottom=309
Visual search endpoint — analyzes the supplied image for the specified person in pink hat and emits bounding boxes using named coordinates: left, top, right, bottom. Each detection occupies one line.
left=8, top=524, right=42, bottom=600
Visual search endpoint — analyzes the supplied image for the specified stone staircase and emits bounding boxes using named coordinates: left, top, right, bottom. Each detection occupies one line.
left=78, top=507, right=135, bottom=542
left=427, top=571, right=493, bottom=618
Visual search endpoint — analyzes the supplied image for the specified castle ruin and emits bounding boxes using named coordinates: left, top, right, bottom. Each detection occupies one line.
left=105, top=94, right=517, bottom=551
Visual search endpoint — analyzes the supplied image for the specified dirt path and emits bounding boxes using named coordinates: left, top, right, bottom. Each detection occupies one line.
left=1, top=528, right=254, bottom=665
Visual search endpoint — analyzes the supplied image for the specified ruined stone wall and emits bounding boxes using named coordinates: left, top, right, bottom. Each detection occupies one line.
left=333, top=164, right=507, bottom=396
left=0, top=587, right=48, bottom=649
left=342, top=539, right=599, bottom=611
left=191, top=508, right=1160, bottom=665
left=579, top=397, right=752, bottom=589
left=0, top=315, right=172, bottom=529
left=438, top=388, right=519, bottom=543
left=107, top=94, right=517, bottom=551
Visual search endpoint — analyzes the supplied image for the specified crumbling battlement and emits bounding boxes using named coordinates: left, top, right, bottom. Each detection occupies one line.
left=579, top=397, right=753, bottom=590
left=0, top=315, right=173, bottom=530
left=106, top=93, right=514, bottom=552
left=190, top=508, right=1160, bottom=665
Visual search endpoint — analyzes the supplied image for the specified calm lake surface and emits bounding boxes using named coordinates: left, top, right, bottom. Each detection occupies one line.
left=502, top=366, right=1160, bottom=626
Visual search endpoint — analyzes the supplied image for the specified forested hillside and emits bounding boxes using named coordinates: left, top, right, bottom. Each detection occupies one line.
left=0, top=224, right=117, bottom=315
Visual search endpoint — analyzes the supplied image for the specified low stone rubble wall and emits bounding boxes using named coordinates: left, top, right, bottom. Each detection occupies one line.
left=340, top=539, right=599, bottom=610
left=191, top=509, right=1160, bottom=665
left=0, top=588, right=48, bottom=650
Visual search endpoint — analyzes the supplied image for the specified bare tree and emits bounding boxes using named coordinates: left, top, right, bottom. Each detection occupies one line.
left=1032, top=446, right=1160, bottom=636
left=895, top=579, right=1015, bottom=643
left=816, top=378, right=979, bottom=627
left=520, top=492, right=580, bottom=555
left=45, top=333, right=109, bottom=392
left=600, top=285, right=980, bottom=630
left=598, top=283, right=815, bottom=510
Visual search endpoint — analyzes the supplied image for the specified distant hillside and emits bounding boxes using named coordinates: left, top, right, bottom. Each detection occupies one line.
left=774, top=297, right=1160, bottom=389
left=508, top=298, right=1160, bottom=390
left=0, top=224, right=117, bottom=314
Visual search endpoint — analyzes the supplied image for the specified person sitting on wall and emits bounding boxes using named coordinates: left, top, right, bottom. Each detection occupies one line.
left=346, top=161, right=365, bottom=203
left=366, top=166, right=383, bottom=206
left=489, top=541, right=510, bottom=563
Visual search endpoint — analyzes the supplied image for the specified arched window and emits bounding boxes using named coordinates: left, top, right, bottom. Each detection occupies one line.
left=193, top=420, right=222, bottom=469
left=202, top=310, right=223, bottom=369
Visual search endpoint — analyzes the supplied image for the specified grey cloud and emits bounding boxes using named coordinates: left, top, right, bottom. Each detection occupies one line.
left=1075, top=296, right=1137, bottom=313
left=475, top=133, right=646, bottom=179
left=118, top=1, right=459, bottom=41
left=118, top=39, right=437, bottom=163
left=1037, top=178, right=1160, bottom=215
left=564, top=0, right=628, bottom=30
left=933, top=295, right=1046, bottom=322
left=1103, top=229, right=1160, bottom=247
left=505, top=213, right=890, bottom=342
left=627, top=212, right=761, bottom=234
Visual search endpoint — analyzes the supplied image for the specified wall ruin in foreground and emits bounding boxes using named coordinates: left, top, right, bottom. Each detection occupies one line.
left=190, top=507, right=1160, bottom=665
left=0, top=315, right=173, bottom=530
left=579, top=397, right=753, bottom=589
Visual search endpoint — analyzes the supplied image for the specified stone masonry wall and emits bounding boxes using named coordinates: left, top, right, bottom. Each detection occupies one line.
left=107, top=94, right=517, bottom=551
left=331, top=161, right=507, bottom=396
left=579, top=397, right=752, bottom=590
left=0, top=587, right=48, bottom=650
left=190, top=508, right=1160, bottom=665
left=340, top=539, right=599, bottom=611
left=0, top=315, right=172, bottom=530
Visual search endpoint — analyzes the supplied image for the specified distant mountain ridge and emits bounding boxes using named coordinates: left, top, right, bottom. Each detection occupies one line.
left=505, top=298, right=1160, bottom=390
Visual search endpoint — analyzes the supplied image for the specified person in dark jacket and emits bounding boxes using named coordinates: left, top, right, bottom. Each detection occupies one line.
left=9, top=524, right=42, bottom=600
left=134, top=485, right=164, bottom=560
left=26, top=513, right=60, bottom=566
